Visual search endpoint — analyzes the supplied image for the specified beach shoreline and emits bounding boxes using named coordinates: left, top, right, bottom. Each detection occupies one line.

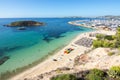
left=10, top=30, right=95, bottom=80
left=10, top=29, right=116, bottom=80
left=9, top=20, right=116, bottom=80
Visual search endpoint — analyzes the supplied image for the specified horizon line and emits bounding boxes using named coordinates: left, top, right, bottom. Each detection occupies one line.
left=0, top=15, right=120, bottom=18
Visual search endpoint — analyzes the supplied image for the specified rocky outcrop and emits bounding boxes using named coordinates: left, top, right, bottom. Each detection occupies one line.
left=0, top=56, right=10, bottom=65
left=4, top=21, right=44, bottom=27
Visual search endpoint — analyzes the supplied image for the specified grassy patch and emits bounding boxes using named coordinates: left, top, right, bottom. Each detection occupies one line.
left=51, top=74, right=77, bottom=80
left=107, top=52, right=115, bottom=56
left=108, top=66, right=120, bottom=79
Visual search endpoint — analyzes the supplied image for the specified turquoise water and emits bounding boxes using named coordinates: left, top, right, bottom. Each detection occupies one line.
left=0, top=18, right=93, bottom=74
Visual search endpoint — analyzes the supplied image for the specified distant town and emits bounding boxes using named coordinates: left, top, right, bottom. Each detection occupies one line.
left=69, top=16, right=120, bottom=31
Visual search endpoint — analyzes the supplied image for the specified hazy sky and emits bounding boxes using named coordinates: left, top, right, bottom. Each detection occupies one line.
left=0, top=0, right=120, bottom=18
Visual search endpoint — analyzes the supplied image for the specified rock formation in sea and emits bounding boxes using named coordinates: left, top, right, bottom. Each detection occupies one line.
left=4, top=21, right=44, bottom=27
left=0, top=56, right=10, bottom=65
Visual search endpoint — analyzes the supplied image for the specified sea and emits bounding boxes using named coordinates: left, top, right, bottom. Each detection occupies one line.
left=0, top=18, right=93, bottom=74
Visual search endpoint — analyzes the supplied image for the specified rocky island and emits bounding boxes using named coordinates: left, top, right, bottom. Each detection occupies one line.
left=4, top=21, right=44, bottom=27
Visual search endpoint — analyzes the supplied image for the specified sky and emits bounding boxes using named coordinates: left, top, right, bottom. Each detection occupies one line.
left=0, top=0, right=120, bottom=18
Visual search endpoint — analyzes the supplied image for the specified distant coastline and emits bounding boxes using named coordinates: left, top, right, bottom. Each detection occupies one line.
left=68, top=21, right=95, bottom=29
left=68, top=19, right=118, bottom=31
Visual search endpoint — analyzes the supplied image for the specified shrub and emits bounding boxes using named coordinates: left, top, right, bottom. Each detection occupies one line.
left=103, top=40, right=115, bottom=48
left=93, top=40, right=103, bottom=48
left=103, top=40, right=110, bottom=47
left=104, top=35, right=114, bottom=40
left=86, top=74, right=103, bottom=80
left=96, top=34, right=105, bottom=40
left=107, top=52, right=115, bottom=56
left=93, top=26, right=120, bottom=48
left=89, top=68, right=105, bottom=77
left=51, top=74, right=77, bottom=80
left=85, top=69, right=105, bottom=80
left=112, top=35, right=116, bottom=39
left=93, top=40, right=115, bottom=48
left=109, top=42, right=115, bottom=48
left=115, top=27, right=120, bottom=48
left=108, top=66, right=120, bottom=79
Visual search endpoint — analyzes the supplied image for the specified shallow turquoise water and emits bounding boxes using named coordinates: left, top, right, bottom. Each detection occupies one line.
left=0, top=18, right=93, bottom=73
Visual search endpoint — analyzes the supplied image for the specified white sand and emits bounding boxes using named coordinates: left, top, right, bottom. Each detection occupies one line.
left=10, top=30, right=116, bottom=80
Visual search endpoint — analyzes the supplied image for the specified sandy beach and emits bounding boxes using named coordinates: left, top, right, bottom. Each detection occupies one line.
left=10, top=29, right=116, bottom=80
left=1, top=0, right=120, bottom=80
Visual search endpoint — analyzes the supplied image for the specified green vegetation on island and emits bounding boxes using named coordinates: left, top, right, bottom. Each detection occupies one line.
left=4, top=21, right=44, bottom=27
